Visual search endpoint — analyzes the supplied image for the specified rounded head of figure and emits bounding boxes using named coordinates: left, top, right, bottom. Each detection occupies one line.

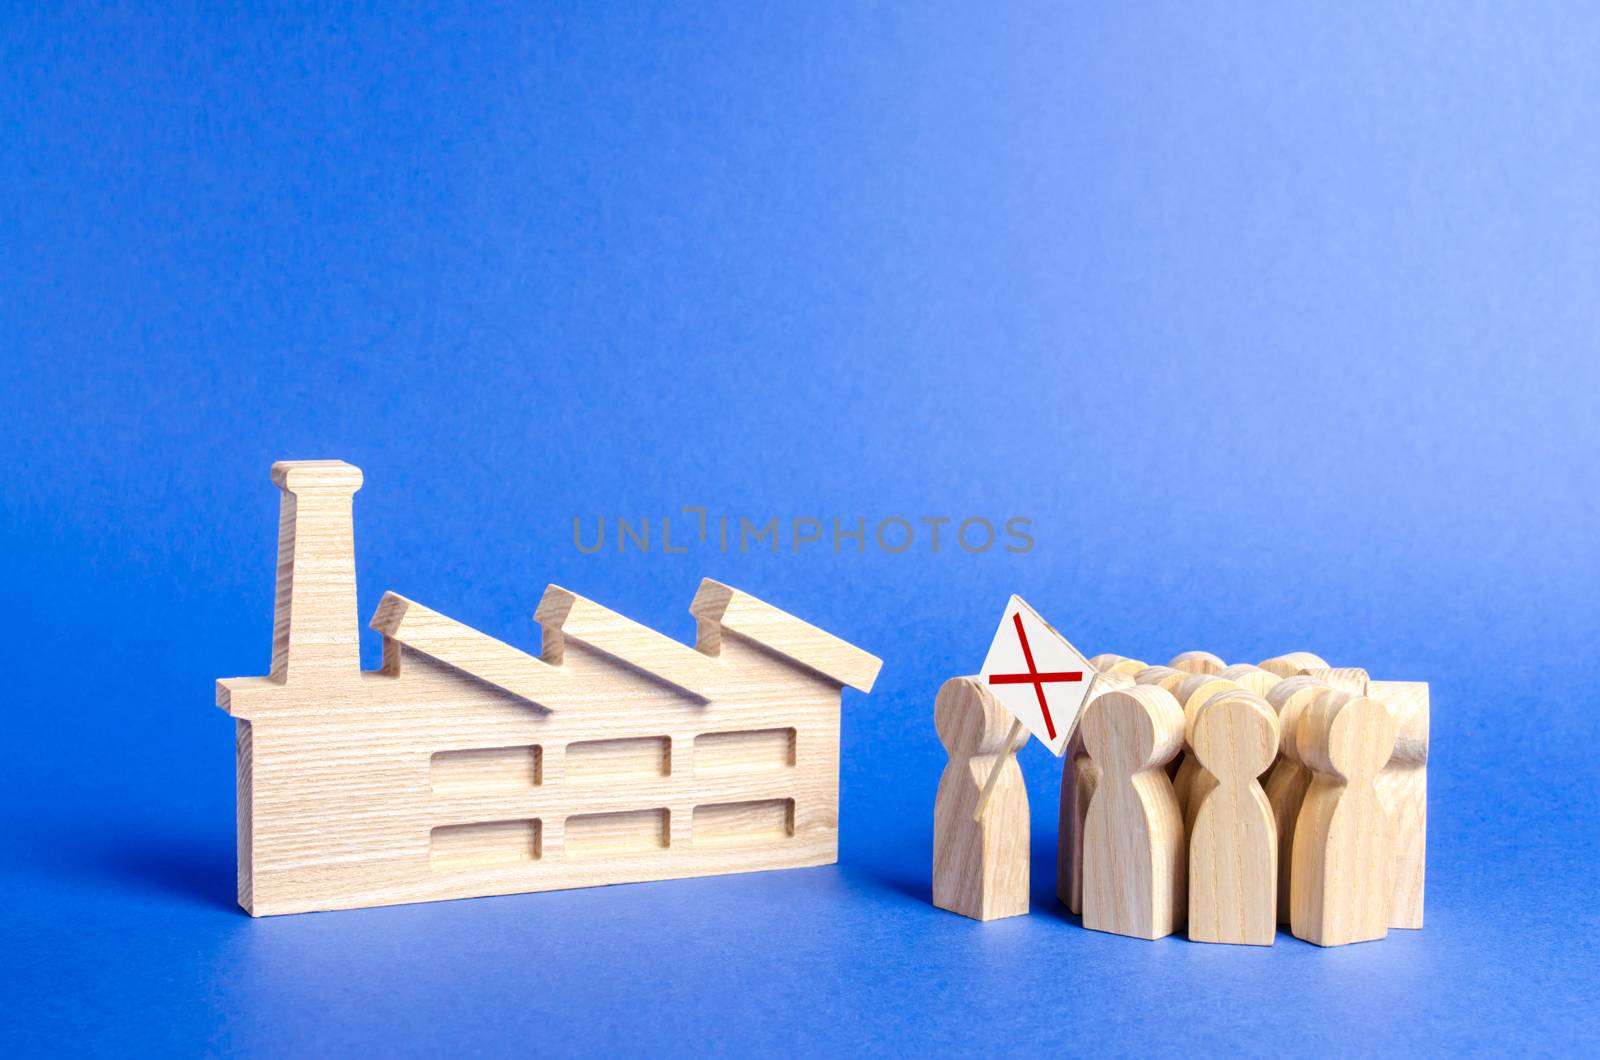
left=1089, top=653, right=1148, bottom=676
left=1297, top=690, right=1398, bottom=783
left=1080, top=686, right=1184, bottom=775
left=1134, top=665, right=1186, bottom=692
left=1302, top=667, right=1371, bottom=696
left=1266, top=676, right=1329, bottom=760
left=1174, top=675, right=1240, bottom=734
left=1189, top=691, right=1279, bottom=780
left=1091, top=670, right=1136, bottom=696
left=1258, top=651, right=1330, bottom=679
left=1168, top=650, right=1226, bottom=675
left=1217, top=664, right=1280, bottom=698
left=934, top=676, right=1016, bottom=756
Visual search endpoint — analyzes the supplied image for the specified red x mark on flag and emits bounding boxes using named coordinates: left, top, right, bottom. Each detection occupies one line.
left=986, top=611, right=1084, bottom=740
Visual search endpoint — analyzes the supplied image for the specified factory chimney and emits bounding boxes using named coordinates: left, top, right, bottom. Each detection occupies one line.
left=267, top=460, right=364, bottom=681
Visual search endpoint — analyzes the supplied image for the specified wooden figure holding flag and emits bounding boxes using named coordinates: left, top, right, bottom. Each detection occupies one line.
left=933, top=596, right=1099, bottom=922
left=932, top=677, right=1030, bottom=921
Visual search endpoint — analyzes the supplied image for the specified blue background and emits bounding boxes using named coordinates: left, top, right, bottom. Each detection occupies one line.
left=3, top=2, right=1597, bottom=1054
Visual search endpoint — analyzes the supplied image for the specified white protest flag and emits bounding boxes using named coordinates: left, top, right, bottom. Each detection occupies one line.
left=977, top=595, right=1099, bottom=757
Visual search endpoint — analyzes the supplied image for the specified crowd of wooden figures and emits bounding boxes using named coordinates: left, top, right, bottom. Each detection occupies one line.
left=933, top=651, right=1428, bottom=947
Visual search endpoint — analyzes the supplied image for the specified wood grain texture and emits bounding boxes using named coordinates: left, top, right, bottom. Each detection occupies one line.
left=217, top=461, right=881, bottom=916
left=1080, top=686, right=1185, bottom=940
left=1134, top=666, right=1190, bottom=694
left=933, top=677, right=1029, bottom=921
left=1090, top=653, right=1149, bottom=676
left=1168, top=650, right=1226, bottom=675
left=691, top=580, right=882, bottom=692
left=1187, top=691, right=1279, bottom=945
left=1370, top=679, right=1429, bottom=929
left=1216, top=664, right=1281, bottom=698
left=1258, top=652, right=1329, bottom=679
left=1300, top=667, right=1370, bottom=695
left=1057, top=670, right=1134, bottom=914
left=267, top=461, right=365, bottom=681
left=1048, top=643, right=1425, bottom=946
left=1170, top=674, right=1242, bottom=820
left=1290, top=690, right=1397, bottom=947
left=1262, top=675, right=1329, bottom=924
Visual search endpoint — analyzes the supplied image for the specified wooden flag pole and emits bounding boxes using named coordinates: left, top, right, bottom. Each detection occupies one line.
left=972, top=717, right=1028, bottom=822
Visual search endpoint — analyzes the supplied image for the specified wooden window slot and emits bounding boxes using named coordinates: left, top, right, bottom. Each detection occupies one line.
left=693, top=728, right=796, bottom=775
left=430, top=745, right=542, bottom=793
left=429, top=819, right=541, bottom=871
left=565, top=808, right=670, bottom=858
left=693, top=798, right=795, bottom=848
left=565, top=736, right=671, bottom=782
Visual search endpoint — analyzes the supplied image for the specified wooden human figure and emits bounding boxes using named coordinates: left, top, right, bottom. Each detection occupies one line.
left=1291, top=690, right=1398, bottom=946
left=1080, top=686, right=1186, bottom=939
left=1187, top=691, right=1280, bottom=945
left=1370, top=680, right=1430, bottom=929
left=1057, top=670, right=1135, bottom=914
left=934, top=676, right=1029, bottom=921
left=1262, top=675, right=1329, bottom=924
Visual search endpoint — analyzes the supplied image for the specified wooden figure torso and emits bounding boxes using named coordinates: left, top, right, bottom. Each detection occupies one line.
left=933, top=677, right=1028, bottom=921
left=1370, top=680, right=1429, bottom=929
left=1057, top=731, right=1096, bottom=915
